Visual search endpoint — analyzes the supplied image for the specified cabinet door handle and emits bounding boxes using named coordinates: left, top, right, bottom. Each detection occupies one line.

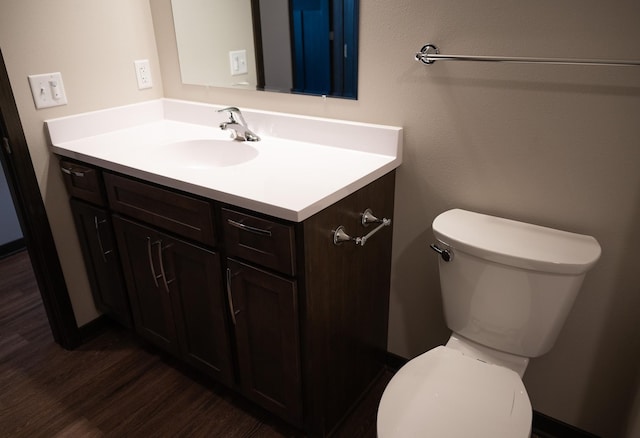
left=157, top=241, right=174, bottom=294
left=146, top=237, right=162, bottom=288
left=94, top=216, right=112, bottom=262
left=227, top=219, right=272, bottom=237
left=226, top=267, right=237, bottom=326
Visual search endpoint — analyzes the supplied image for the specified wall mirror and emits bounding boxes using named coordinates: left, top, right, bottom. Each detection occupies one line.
left=171, top=0, right=359, bottom=99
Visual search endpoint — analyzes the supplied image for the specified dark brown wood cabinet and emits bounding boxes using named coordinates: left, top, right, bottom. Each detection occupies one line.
left=60, top=157, right=396, bottom=437
left=69, top=199, right=131, bottom=327
left=61, top=159, right=131, bottom=328
left=300, top=172, right=395, bottom=435
left=227, top=258, right=302, bottom=426
left=60, top=159, right=106, bottom=206
left=104, top=172, right=216, bottom=246
left=112, top=215, right=234, bottom=386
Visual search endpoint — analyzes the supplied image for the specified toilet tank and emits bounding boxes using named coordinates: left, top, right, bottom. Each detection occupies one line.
left=432, top=209, right=601, bottom=358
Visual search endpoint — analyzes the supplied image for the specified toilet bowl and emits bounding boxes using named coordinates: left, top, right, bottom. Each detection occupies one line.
left=377, top=345, right=531, bottom=438
left=377, top=209, right=601, bottom=437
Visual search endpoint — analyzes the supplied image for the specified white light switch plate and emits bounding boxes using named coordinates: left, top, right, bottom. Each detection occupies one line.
left=229, top=50, right=248, bottom=76
left=28, top=72, right=67, bottom=109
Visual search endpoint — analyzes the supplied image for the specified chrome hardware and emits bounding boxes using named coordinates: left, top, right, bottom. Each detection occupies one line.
left=333, top=226, right=353, bottom=245
left=60, top=165, right=91, bottom=177
left=361, top=208, right=384, bottom=226
left=157, top=242, right=174, bottom=293
left=430, top=243, right=453, bottom=262
left=146, top=237, right=162, bottom=288
left=227, top=218, right=272, bottom=236
left=218, top=106, right=260, bottom=142
left=333, top=208, right=392, bottom=247
left=357, top=219, right=392, bottom=246
left=415, top=44, right=439, bottom=64
left=94, top=216, right=112, bottom=262
left=416, top=43, right=640, bottom=67
left=61, top=167, right=85, bottom=177
left=226, top=267, right=239, bottom=325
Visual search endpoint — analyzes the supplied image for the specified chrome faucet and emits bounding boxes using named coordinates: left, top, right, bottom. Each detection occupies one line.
left=218, top=107, right=260, bottom=142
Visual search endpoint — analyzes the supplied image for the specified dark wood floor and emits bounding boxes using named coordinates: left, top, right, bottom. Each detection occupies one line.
left=0, top=250, right=388, bottom=437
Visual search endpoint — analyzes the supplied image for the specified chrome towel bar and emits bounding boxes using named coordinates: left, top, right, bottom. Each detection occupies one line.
left=333, top=209, right=392, bottom=247
left=416, top=44, right=640, bottom=67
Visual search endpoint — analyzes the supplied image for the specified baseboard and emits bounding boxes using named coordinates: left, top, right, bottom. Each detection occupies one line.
left=0, top=238, right=25, bottom=259
left=532, top=411, right=601, bottom=438
left=78, top=315, right=112, bottom=343
left=385, top=352, right=600, bottom=438
left=385, top=351, right=408, bottom=371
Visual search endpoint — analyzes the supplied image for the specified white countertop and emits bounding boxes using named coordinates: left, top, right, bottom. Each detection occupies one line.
left=46, top=99, right=402, bottom=222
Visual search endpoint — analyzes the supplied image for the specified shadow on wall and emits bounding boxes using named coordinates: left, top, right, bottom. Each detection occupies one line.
left=579, top=188, right=640, bottom=437
left=392, top=226, right=449, bottom=354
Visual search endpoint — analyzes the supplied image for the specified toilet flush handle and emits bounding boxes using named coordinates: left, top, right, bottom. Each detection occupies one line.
left=430, top=243, right=454, bottom=262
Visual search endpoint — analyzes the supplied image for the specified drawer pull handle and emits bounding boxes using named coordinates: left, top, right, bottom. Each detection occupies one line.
left=61, top=166, right=92, bottom=177
left=94, top=216, right=112, bottom=262
left=146, top=237, right=162, bottom=288
left=227, top=219, right=272, bottom=237
left=226, top=268, right=237, bottom=325
left=158, top=242, right=174, bottom=293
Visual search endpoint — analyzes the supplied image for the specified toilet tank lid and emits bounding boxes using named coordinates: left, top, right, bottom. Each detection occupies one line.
left=432, top=209, right=601, bottom=275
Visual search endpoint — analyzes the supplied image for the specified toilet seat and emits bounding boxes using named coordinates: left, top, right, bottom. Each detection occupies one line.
left=377, top=346, right=532, bottom=438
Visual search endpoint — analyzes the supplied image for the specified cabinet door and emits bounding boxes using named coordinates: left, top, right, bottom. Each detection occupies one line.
left=227, top=259, right=302, bottom=426
left=70, top=199, right=131, bottom=327
left=112, top=216, right=180, bottom=355
left=113, top=215, right=234, bottom=385
left=164, top=239, right=234, bottom=386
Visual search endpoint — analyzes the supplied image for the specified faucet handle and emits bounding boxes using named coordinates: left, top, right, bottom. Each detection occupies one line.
left=218, top=106, right=241, bottom=123
left=218, top=106, right=246, bottom=125
left=218, top=106, right=240, bottom=114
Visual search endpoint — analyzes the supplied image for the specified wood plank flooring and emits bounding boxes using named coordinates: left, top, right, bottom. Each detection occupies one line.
left=0, top=250, right=553, bottom=438
left=0, top=250, right=385, bottom=437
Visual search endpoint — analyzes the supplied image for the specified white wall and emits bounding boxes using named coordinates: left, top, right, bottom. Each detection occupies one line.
left=0, top=0, right=164, bottom=325
left=152, top=1, right=640, bottom=436
left=0, top=1, right=638, bottom=436
left=171, top=0, right=257, bottom=88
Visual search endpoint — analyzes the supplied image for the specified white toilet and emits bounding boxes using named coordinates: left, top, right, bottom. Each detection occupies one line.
left=377, top=209, right=601, bottom=438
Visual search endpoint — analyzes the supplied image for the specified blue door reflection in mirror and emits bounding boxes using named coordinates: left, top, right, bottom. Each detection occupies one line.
left=292, top=0, right=331, bottom=95
left=253, top=0, right=358, bottom=99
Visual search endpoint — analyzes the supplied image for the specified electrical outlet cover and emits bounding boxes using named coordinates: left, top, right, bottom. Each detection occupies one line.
left=134, top=59, right=153, bottom=89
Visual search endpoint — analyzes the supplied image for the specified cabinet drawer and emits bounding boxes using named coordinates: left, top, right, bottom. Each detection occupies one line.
left=222, top=208, right=296, bottom=276
left=59, top=159, right=106, bottom=206
left=104, top=172, right=216, bottom=246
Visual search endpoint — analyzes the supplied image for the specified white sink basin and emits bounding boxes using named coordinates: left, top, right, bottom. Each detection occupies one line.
left=46, top=99, right=402, bottom=221
left=156, top=139, right=259, bottom=168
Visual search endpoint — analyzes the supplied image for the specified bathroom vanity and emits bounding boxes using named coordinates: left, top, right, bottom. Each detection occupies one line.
left=48, top=99, right=402, bottom=436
